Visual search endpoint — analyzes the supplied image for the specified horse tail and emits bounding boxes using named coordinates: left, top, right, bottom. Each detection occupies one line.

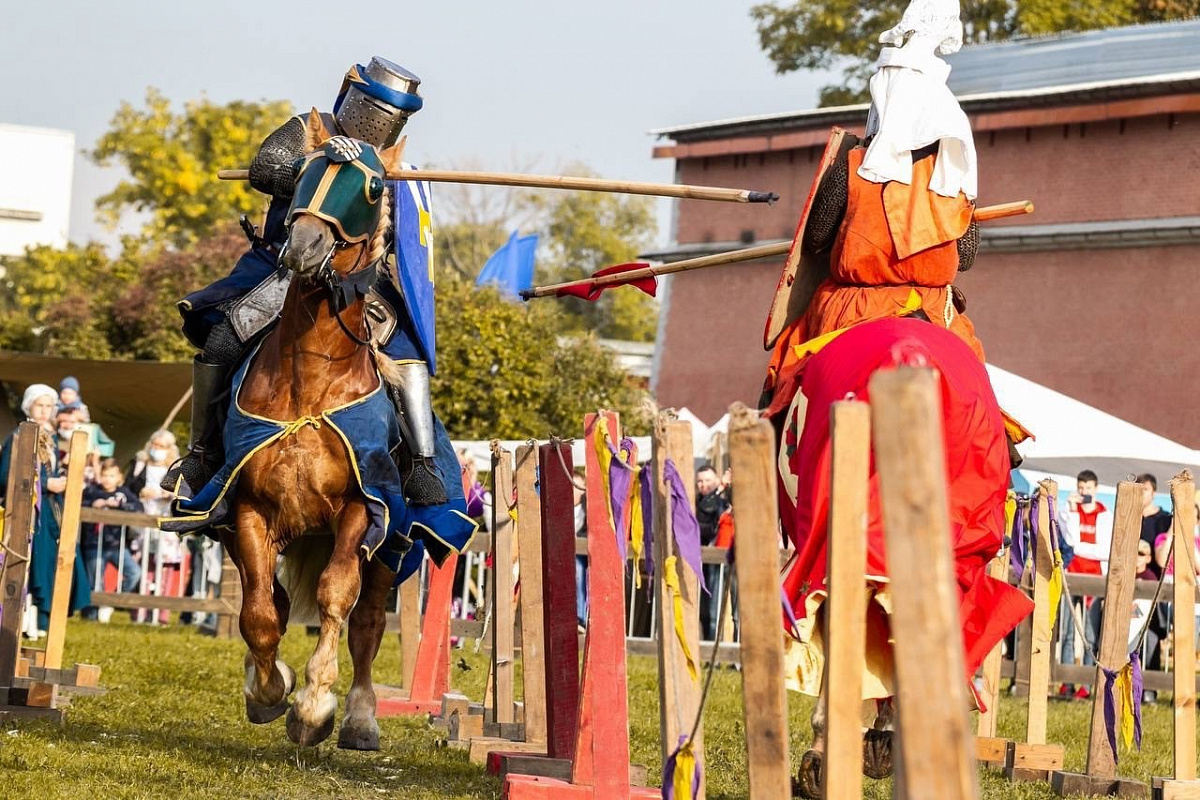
left=278, top=534, right=335, bottom=627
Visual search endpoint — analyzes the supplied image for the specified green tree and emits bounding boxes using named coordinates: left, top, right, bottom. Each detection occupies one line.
left=750, top=0, right=1199, bottom=106
left=91, top=89, right=293, bottom=246
left=431, top=278, right=648, bottom=439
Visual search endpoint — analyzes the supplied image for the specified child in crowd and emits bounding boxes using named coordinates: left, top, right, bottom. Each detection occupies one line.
left=81, top=459, right=143, bottom=620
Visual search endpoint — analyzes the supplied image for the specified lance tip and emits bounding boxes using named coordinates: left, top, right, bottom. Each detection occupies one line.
left=747, top=191, right=779, bottom=204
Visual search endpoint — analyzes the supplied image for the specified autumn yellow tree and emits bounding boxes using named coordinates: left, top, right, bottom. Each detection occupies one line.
left=90, top=89, right=292, bottom=246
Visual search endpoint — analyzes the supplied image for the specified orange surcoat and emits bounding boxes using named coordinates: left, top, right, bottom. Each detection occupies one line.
left=765, top=148, right=983, bottom=413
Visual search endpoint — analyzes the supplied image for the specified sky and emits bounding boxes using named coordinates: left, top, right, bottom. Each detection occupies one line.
left=0, top=0, right=831, bottom=249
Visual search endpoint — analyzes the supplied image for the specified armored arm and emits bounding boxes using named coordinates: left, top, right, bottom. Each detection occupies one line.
left=802, top=150, right=850, bottom=253
left=957, top=219, right=979, bottom=272
left=248, top=116, right=307, bottom=199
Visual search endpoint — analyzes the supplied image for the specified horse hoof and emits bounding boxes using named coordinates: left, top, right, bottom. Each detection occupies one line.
left=286, top=705, right=336, bottom=747
left=337, top=722, right=380, bottom=751
left=862, top=729, right=894, bottom=779
left=794, top=749, right=823, bottom=799
left=246, top=697, right=289, bottom=725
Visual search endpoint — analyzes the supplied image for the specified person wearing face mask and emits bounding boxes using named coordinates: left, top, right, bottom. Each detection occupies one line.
left=125, top=431, right=183, bottom=622
left=0, top=384, right=93, bottom=639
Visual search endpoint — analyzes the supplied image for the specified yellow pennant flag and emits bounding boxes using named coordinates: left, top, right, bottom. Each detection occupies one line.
left=1047, top=553, right=1064, bottom=633
left=628, top=466, right=644, bottom=589
left=663, top=555, right=699, bottom=683
left=1004, top=491, right=1017, bottom=539
left=1115, top=662, right=1136, bottom=750
left=673, top=739, right=697, bottom=800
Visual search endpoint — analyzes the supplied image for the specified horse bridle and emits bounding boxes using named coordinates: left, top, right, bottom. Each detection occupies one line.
left=278, top=236, right=379, bottom=347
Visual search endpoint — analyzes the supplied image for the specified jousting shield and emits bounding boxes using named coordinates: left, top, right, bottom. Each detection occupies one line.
left=762, top=127, right=860, bottom=350
left=390, top=169, right=438, bottom=373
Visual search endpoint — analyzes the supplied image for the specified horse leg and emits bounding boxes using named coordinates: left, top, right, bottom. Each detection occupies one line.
left=230, top=506, right=296, bottom=724
left=863, top=697, right=895, bottom=779
left=795, top=691, right=827, bottom=799
left=287, top=502, right=368, bottom=746
left=338, top=556, right=395, bottom=750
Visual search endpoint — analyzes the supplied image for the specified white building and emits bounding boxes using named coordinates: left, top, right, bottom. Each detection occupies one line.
left=0, top=124, right=74, bottom=257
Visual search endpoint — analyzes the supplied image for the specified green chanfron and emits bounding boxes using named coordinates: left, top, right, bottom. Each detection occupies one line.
left=289, top=143, right=386, bottom=243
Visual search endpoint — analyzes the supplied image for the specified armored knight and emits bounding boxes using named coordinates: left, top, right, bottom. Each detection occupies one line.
left=168, top=57, right=448, bottom=507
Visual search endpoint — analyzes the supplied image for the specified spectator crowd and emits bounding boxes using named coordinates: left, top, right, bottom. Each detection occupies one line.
left=1, top=378, right=223, bottom=640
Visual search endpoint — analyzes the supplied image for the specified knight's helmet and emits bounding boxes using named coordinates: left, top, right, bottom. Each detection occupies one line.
left=333, top=57, right=423, bottom=147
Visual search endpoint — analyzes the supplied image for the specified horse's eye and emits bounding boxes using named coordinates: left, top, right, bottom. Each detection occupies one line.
left=368, top=177, right=384, bottom=202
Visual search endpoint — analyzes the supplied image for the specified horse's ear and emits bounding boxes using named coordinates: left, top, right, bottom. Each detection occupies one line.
left=303, top=107, right=333, bottom=152
left=379, top=135, right=406, bottom=176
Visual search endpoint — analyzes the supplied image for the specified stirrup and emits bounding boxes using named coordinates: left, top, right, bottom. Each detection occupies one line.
left=403, top=457, right=448, bottom=506
left=161, top=451, right=213, bottom=496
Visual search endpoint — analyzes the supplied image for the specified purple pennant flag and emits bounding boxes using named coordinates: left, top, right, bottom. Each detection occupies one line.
left=1010, top=499, right=1028, bottom=581
left=661, top=735, right=701, bottom=800
left=664, top=459, right=707, bottom=594
left=782, top=585, right=801, bottom=639
left=1102, top=666, right=1119, bottom=763
left=609, top=446, right=634, bottom=563
left=640, top=468, right=655, bottom=581
left=1130, top=652, right=1144, bottom=749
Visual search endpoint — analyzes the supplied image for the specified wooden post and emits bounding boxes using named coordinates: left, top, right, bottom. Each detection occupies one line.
left=400, top=577, right=420, bottom=690
left=975, top=551, right=1012, bottom=766
left=822, top=401, right=870, bottom=800
left=870, top=368, right=979, bottom=800
left=377, top=552, right=456, bottom=717
left=26, top=430, right=88, bottom=708
left=491, top=446, right=516, bottom=725
left=502, top=414, right=656, bottom=799
left=652, top=416, right=704, bottom=797
left=214, top=551, right=242, bottom=640
left=538, top=439, right=581, bottom=760
left=1153, top=473, right=1200, bottom=800
left=1052, top=481, right=1149, bottom=797
left=1006, top=480, right=1066, bottom=780
left=0, top=423, right=39, bottom=695
left=515, top=444, right=548, bottom=748
left=571, top=412, right=628, bottom=794
left=727, top=404, right=792, bottom=800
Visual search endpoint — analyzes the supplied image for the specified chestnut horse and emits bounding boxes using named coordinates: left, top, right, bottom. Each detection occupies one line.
left=228, top=110, right=407, bottom=749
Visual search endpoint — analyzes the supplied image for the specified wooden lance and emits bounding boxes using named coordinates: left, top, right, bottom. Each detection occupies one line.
left=521, top=200, right=1034, bottom=299
left=217, top=168, right=778, bottom=205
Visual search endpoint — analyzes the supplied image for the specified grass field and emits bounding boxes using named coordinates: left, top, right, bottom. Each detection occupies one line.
left=0, top=619, right=1189, bottom=799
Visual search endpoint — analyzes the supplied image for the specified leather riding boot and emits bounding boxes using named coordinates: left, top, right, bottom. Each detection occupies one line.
left=389, top=361, right=447, bottom=506
left=161, top=357, right=232, bottom=495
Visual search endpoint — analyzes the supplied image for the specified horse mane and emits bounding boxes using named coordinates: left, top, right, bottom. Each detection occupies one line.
left=368, top=186, right=392, bottom=269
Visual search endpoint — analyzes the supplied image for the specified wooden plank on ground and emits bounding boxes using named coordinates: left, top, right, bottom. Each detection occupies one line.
left=870, top=368, right=979, bottom=800
left=652, top=415, right=704, bottom=796
left=26, top=429, right=89, bottom=707
left=0, top=423, right=39, bottom=689
left=727, top=404, right=792, bottom=800
left=491, top=445, right=516, bottom=725
left=823, top=401, right=870, bottom=800
left=514, top=444, right=548, bottom=747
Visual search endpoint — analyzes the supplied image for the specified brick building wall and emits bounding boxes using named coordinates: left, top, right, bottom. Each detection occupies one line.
left=654, top=110, right=1200, bottom=447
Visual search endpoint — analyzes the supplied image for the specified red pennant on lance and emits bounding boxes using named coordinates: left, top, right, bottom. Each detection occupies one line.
left=554, top=262, right=658, bottom=301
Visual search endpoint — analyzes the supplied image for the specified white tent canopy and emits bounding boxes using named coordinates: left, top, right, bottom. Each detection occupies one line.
left=987, top=364, right=1200, bottom=485
left=698, top=365, right=1199, bottom=487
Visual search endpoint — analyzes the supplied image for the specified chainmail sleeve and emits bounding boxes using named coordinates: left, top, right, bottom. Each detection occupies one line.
left=957, top=218, right=979, bottom=272
left=248, top=116, right=307, bottom=199
left=802, top=151, right=849, bottom=253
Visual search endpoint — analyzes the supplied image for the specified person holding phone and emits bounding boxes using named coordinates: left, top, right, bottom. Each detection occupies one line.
left=1059, top=469, right=1112, bottom=698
